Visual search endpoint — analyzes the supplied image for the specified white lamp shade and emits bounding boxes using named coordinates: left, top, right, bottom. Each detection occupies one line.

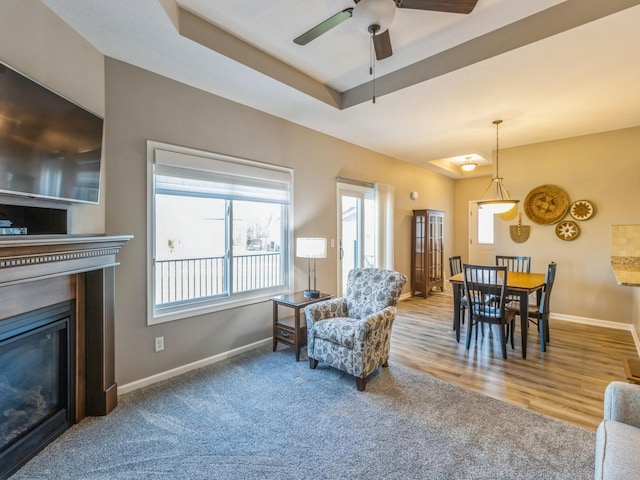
left=353, top=0, right=396, bottom=35
left=296, top=238, right=327, bottom=259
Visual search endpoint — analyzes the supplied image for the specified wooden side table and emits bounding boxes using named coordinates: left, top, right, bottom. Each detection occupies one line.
left=271, top=291, right=332, bottom=361
left=624, top=358, right=640, bottom=384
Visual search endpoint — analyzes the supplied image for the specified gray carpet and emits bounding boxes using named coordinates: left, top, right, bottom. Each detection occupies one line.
left=12, top=346, right=594, bottom=479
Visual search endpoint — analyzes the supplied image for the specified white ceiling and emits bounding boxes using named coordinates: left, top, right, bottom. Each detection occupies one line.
left=42, top=0, right=640, bottom=178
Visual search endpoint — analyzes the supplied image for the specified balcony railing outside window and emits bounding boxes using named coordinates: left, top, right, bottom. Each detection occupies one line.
left=156, top=252, right=282, bottom=305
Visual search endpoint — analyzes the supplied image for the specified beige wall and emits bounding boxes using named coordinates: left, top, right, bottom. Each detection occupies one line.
left=104, top=58, right=454, bottom=385
left=0, top=1, right=106, bottom=233
left=455, top=128, right=640, bottom=325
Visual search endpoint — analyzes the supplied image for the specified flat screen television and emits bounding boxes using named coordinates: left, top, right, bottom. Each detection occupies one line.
left=0, top=61, right=103, bottom=204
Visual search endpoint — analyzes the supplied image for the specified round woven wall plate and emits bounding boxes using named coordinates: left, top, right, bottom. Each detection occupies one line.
left=555, top=220, right=580, bottom=241
left=524, top=184, right=570, bottom=225
left=570, top=199, right=596, bottom=221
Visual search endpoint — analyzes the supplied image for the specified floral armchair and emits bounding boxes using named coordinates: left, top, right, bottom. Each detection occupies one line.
left=304, top=268, right=407, bottom=391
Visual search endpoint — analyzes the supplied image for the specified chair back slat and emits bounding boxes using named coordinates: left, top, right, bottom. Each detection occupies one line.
left=449, top=256, right=463, bottom=276
left=496, top=255, right=531, bottom=273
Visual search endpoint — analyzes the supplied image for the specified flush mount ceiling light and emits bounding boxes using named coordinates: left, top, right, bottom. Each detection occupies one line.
left=476, top=120, right=520, bottom=214
left=460, top=156, right=477, bottom=172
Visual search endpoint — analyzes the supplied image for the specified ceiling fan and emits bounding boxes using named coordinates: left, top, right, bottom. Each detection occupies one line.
left=294, top=0, right=479, bottom=61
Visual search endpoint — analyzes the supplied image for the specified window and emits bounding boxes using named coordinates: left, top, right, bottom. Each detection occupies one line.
left=477, top=207, right=494, bottom=244
left=147, top=142, right=292, bottom=324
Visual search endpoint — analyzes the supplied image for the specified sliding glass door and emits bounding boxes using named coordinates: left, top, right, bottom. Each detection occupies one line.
left=337, top=183, right=374, bottom=296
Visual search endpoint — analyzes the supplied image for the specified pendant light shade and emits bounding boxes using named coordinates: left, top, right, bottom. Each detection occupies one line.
left=476, top=120, right=519, bottom=214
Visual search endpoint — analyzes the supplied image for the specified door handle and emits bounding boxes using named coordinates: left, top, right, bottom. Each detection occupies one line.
left=339, top=247, right=344, bottom=260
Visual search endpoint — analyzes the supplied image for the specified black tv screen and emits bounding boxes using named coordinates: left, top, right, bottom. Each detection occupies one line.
left=0, top=61, right=103, bottom=204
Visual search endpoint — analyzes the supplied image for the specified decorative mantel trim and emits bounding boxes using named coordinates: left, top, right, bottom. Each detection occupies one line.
left=0, top=235, right=133, bottom=287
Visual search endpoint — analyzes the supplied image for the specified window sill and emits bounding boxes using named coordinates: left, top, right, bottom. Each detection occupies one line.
left=148, top=287, right=288, bottom=325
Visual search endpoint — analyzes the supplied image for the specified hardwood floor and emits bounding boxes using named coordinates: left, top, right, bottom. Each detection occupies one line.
left=390, top=293, right=639, bottom=431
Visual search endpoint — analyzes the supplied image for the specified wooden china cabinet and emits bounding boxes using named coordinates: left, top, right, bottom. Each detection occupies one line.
left=411, top=209, right=444, bottom=297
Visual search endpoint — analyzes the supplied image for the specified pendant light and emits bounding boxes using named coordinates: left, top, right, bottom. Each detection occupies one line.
left=476, top=120, right=519, bottom=214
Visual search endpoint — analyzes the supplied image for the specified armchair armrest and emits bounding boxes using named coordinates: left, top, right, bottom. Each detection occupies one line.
left=304, top=297, right=348, bottom=329
left=604, top=381, right=640, bottom=428
left=355, top=306, right=397, bottom=342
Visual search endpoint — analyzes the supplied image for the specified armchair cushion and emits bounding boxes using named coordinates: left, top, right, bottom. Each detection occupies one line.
left=603, top=381, right=640, bottom=428
left=313, top=317, right=359, bottom=349
left=595, top=419, right=640, bottom=480
left=594, top=381, right=640, bottom=479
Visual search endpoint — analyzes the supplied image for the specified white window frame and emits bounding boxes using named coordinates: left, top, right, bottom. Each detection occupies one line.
left=146, top=141, right=293, bottom=325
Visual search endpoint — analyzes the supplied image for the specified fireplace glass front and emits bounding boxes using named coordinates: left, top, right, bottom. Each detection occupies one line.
left=0, top=301, right=75, bottom=478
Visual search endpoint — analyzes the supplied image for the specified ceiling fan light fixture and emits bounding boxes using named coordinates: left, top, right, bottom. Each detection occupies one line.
left=476, top=120, right=519, bottom=214
left=353, top=0, right=397, bottom=35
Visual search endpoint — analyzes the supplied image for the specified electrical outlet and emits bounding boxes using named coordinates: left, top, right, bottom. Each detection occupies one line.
left=154, top=336, right=164, bottom=352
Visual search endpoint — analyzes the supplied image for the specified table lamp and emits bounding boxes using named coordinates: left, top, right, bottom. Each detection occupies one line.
left=296, top=237, right=327, bottom=298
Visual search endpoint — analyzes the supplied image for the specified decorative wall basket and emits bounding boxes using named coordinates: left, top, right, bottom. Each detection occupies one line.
left=570, top=199, right=596, bottom=221
left=524, top=184, right=570, bottom=225
left=509, top=213, right=530, bottom=243
left=555, top=220, right=580, bottom=241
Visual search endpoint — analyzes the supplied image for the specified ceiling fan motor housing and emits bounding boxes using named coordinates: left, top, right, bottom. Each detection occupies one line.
left=353, top=0, right=397, bottom=35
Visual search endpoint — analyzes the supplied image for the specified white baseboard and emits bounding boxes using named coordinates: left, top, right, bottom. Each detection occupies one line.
left=551, top=313, right=640, bottom=356
left=118, top=338, right=272, bottom=395
left=551, top=312, right=631, bottom=329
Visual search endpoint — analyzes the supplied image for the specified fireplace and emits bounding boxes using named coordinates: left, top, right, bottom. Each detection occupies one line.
left=0, top=233, right=131, bottom=478
left=0, top=302, right=75, bottom=478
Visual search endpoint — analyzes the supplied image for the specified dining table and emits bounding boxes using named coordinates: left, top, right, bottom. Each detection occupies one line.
left=449, top=270, right=547, bottom=359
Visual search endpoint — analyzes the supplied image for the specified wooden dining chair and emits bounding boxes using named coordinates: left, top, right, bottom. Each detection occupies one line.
left=463, top=264, right=516, bottom=359
left=507, top=262, right=557, bottom=352
left=495, top=255, right=531, bottom=273
left=449, top=256, right=467, bottom=330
